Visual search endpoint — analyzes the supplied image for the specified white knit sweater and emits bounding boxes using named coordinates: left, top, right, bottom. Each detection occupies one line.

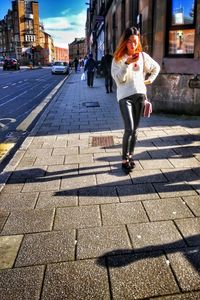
left=111, top=52, right=160, bottom=101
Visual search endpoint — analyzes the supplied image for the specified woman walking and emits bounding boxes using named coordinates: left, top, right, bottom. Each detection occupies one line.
left=111, top=27, right=160, bottom=173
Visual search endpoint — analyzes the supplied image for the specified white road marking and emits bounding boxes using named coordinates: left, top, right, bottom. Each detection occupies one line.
left=3, top=86, right=8, bottom=89
left=32, top=86, right=50, bottom=99
left=0, top=95, right=10, bottom=101
left=0, top=91, right=27, bottom=108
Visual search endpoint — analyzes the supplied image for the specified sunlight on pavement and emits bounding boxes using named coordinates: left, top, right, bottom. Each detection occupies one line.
left=0, top=143, right=14, bottom=160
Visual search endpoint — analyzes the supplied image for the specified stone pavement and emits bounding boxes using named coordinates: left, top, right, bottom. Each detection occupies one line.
left=0, top=70, right=200, bottom=299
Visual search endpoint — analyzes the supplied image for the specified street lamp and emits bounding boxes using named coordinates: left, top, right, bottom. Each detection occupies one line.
left=85, top=1, right=92, bottom=52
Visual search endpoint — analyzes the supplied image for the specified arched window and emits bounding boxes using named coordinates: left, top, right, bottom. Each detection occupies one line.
left=166, top=0, right=196, bottom=57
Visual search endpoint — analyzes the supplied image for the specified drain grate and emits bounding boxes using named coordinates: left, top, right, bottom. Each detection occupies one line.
left=91, top=136, right=114, bottom=147
left=83, top=102, right=100, bottom=108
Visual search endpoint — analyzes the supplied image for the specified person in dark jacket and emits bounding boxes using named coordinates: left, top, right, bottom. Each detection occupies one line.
left=84, top=53, right=96, bottom=87
left=101, top=49, right=113, bottom=93
left=74, top=57, right=78, bottom=73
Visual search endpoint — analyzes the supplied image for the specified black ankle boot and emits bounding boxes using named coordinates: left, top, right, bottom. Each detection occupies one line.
left=129, top=157, right=136, bottom=169
left=122, top=161, right=132, bottom=174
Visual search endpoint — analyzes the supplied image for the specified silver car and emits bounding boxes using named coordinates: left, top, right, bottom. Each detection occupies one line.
left=51, top=61, right=69, bottom=75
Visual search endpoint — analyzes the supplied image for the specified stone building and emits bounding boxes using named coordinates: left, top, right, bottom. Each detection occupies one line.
left=0, top=0, right=55, bottom=65
left=68, top=38, right=87, bottom=63
left=86, top=0, right=200, bottom=115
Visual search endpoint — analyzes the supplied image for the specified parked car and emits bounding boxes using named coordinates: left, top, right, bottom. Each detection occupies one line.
left=51, top=61, right=69, bottom=75
left=3, top=58, right=20, bottom=70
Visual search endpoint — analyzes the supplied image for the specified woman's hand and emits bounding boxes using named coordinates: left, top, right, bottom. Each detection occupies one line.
left=144, top=79, right=151, bottom=85
left=125, top=53, right=139, bottom=65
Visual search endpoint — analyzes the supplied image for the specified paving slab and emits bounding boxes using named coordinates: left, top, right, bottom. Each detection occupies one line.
left=23, top=148, right=52, bottom=158
left=1, top=209, right=54, bottom=235
left=41, top=259, right=110, bottom=300
left=182, top=196, right=200, bottom=216
left=169, top=157, right=200, bottom=168
left=47, top=163, right=79, bottom=176
left=117, top=183, right=159, bottom=202
left=0, top=235, right=23, bottom=269
left=79, top=186, right=119, bottom=205
left=36, top=191, right=78, bottom=208
left=101, top=202, right=148, bottom=226
left=127, top=221, right=185, bottom=251
left=52, top=146, right=79, bottom=156
left=22, top=177, right=60, bottom=192
left=139, top=159, right=174, bottom=169
left=0, top=265, right=45, bottom=300
left=34, top=155, right=65, bottom=166
left=175, top=218, right=200, bottom=246
left=96, top=171, right=132, bottom=186
left=79, top=161, right=111, bottom=175
left=64, top=154, right=93, bottom=164
left=54, top=205, right=101, bottom=230
left=130, top=169, right=167, bottom=183
left=153, top=182, right=197, bottom=198
left=60, top=174, right=96, bottom=190
left=0, top=183, right=24, bottom=194
left=77, top=226, right=131, bottom=259
left=17, top=157, right=36, bottom=167
left=150, top=291, right=200, bottom=299
left=15, top=230, right=75, bottom=267
left=167, top=248, right=200, bottom=292
left=147, top=148, right=177, bottom=159
left=0, top=212, right=9, bottom=231
left=161, top=168, right=199, bottom=183
left=0, top=192, right=38, bottom=211
left=107, top=253, right=179, bottom=299
left=143, top=197, right=193, bottom=221
left=8, top=166, right=47, bottom=182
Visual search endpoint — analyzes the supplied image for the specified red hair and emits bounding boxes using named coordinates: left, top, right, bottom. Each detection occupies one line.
left=113, top=27, right=143, bottom=61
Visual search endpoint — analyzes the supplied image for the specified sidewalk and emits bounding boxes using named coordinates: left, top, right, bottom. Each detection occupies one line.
left=0, top=71, right=200, bottom=299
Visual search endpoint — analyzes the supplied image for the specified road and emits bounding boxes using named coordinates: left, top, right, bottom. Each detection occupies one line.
left=0, top=67, right=67, bottom=142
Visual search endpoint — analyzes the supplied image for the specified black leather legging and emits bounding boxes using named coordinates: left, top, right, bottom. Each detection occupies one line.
left=119, top=94, right=145, bottom=160
left=87, top=71, right=94, bottom=87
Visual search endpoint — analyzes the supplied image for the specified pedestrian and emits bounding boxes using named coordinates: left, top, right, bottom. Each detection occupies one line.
left=74, top=57, right=78, bottom=73
left=83, top=55, right=88, bottom=67
left=101, top=49, right=113, bottom=93
left=111, top=26, right=160, bottom=173
left=84, top=53, right=96, bottom=87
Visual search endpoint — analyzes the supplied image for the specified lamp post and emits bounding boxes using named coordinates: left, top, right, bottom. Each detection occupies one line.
left=85, top=1, right=92, bottom=52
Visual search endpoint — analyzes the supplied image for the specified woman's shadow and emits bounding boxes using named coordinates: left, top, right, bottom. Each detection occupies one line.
left=96, top=234, right=200, bottom=273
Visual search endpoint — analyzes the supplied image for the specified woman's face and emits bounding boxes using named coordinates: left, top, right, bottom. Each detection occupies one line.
left=126, top=34, right=139, bottom=55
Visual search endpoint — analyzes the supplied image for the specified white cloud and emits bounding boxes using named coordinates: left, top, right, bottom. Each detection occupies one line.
left=42, top=10, right=86, bottom=48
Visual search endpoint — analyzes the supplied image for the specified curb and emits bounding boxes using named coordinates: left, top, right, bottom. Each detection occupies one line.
left=0, top=73, right=70, bottom=192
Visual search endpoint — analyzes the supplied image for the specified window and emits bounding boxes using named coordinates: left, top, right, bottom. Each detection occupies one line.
left=167, top=0, right=196, bottom=56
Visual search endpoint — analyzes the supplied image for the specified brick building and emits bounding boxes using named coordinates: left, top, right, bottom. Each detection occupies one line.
left=0, top=0, right=55, bottom=65
left=55, top=47, right=69, bottom=62
left=86, top=0, right=200, bottom=115
left=68, top=38, right=87, bottom=63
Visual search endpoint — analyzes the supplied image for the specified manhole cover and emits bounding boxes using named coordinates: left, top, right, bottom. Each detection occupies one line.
left=83, top=102, right=100, bottom=108
left=91, top=136, right=114, bottom=147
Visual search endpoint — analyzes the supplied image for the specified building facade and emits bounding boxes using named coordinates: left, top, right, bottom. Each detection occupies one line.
left=0, top=0, right=55, bottom=65
left=86, top=0, right=200, bottom=115
left=68, top=38, right=87, bottom=63
left=55, top=47, right=69, bottom=62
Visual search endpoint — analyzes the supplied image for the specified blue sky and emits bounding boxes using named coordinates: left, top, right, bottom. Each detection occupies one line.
left=0, top=0, right=87, bottom=48
left=173, top=0, right=194, bottom=17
